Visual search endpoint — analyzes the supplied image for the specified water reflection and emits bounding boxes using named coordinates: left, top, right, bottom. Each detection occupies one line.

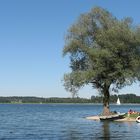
left=102, top=122, right=110, bottom=140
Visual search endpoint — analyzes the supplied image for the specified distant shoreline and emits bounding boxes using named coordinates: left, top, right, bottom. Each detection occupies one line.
left=1, top=102, right=139, bottom=105
left=0, top=94, right=139, bottom=104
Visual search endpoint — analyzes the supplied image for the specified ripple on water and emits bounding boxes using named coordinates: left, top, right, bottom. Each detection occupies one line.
left=0, top=104, right=140, bottom=139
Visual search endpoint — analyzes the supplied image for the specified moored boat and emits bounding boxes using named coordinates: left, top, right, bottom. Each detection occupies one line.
left=99, top=113, right=125, bottom=121
left=136, top=116, right=140, bottom=123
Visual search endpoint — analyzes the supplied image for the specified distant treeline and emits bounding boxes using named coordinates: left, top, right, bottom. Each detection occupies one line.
left=91, top=94, right=140, bottom=104
left=0, top=96, right=90, bottom=103
left=0, top=94, right=139, bottom=103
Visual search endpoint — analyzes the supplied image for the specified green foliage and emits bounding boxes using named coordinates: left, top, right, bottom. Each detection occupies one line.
left=63, top=7, right=140, bottom=96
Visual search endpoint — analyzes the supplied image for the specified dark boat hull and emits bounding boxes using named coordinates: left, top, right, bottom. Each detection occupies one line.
left=99, top=113, right=125, bottom=121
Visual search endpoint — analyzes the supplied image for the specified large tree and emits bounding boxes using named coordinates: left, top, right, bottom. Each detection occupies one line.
left=63, top=7, right=140, bottom=115
left=136, top=27, right=140, bottom=80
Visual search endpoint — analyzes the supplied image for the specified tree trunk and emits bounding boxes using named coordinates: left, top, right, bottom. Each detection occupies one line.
left=102, top=84, right=111, bottom=116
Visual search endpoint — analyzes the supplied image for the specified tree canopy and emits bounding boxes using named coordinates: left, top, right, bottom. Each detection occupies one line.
left=63, top=7, right=140, bottom=115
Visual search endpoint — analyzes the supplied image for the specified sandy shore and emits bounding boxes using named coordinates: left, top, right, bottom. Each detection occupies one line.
left=86, top=116, right=100, bottom=121
left=86, top=115, right=136, bottom=122
left=115, top=117, right=136, bottom=122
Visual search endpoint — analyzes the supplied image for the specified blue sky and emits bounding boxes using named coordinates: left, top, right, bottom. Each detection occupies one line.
left=0, top=0, right=139, bottom=98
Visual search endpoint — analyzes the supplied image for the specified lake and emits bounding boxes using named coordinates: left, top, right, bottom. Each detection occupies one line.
left=0, top=104, right=140, bottom=140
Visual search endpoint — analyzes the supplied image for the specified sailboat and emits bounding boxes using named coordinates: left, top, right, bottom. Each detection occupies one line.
left=116, top=97, right=121, bottom=105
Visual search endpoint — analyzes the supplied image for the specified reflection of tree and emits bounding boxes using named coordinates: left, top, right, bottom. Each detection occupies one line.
left=65, top=127, right=81, bottom=140
left=102, top=122, right=110, bottom=140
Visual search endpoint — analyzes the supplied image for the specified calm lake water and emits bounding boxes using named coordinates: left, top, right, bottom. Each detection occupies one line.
left=0, top=104, right=140, bottom=140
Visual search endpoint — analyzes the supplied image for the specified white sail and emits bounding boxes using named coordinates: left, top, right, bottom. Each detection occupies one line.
left=116, top=97, right=121, bottom=105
